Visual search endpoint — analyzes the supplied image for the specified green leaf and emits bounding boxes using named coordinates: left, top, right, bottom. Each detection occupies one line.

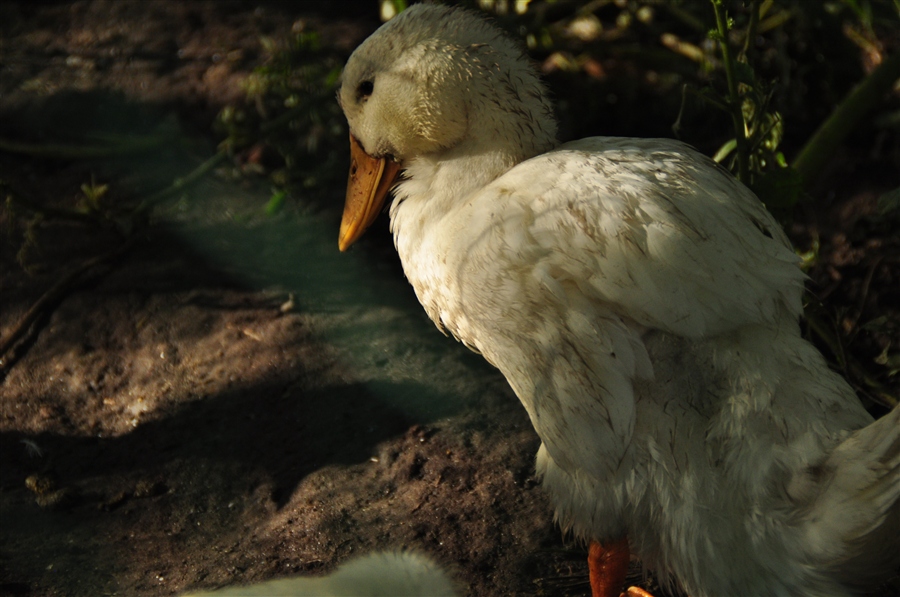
left=325, top=66, right=343, bottom=88
left=874, top=344, right=900, bottom=377
left=877, top=187, right=900, bottom=215
left=797, top=235, right=819, bottom=271
left=265, top=190, right=287, bottom=216
left=775, top=151, right=788, bottom=168
left=713, top=138, right=737, bottom=162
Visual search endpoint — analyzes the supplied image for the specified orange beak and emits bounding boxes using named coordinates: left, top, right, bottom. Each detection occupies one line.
left=338, top=133, right=402, bottom=251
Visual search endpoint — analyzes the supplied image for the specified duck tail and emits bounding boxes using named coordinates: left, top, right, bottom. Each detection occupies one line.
left=808, top=405, right=900, bottom=588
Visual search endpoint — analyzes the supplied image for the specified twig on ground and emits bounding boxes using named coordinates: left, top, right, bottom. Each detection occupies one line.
left=0, top=135, right=168, bottom=159
left=0, top=239, right=135, bottom=374
left=6, top=193, right=102, bottom=225
left=2, top=147, right=228, bottom=372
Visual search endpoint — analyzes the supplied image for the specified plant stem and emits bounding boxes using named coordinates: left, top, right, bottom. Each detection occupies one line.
left=134, top=150, right=229, bottom=215
left=711, top=0, right=750, bottom=185
left=742, top=0, right=760, bottom=61
left=793, top=51, right=900, bottom=190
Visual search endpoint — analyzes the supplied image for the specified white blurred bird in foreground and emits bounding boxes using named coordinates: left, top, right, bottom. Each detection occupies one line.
left=184, top=551, right=458, bottom=596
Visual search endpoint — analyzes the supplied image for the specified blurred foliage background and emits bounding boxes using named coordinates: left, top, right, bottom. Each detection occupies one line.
left=219, top=0, right=899, bottom=212
left=2, top=0, right=898, bottom=404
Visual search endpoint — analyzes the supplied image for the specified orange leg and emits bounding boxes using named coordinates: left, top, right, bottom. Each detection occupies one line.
left=588, top=537, right=630, bottom=597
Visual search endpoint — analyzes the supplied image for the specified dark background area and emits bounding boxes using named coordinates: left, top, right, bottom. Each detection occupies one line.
left=1, top=1, right=897, bottom=595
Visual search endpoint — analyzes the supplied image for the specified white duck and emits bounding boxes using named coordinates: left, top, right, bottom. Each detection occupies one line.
left=337, top=4, right=900, bottom=596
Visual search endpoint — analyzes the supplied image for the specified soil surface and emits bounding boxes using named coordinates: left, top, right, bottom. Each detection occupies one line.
left=1, top=2, right=897, bottom=597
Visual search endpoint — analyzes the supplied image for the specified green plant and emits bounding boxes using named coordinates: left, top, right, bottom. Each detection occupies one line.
left=215, top=26, right=348, bottom=212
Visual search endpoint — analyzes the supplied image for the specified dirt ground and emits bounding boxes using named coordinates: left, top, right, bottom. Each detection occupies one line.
left=0, top=2, right=897, bottom=597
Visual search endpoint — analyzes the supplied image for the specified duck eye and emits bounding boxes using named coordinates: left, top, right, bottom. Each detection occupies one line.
left=357, top=80, right=374, bottom=100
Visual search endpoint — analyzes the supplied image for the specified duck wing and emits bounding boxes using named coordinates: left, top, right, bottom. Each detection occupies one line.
left=496, top=136, right=807, bottom=340
left=421, top=136, right=808, bottom=477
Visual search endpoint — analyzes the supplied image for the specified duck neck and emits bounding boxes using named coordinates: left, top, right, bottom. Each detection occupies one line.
left=397, top=113, right=558, bottom=211
left=398, top=147, right=518, bottom=208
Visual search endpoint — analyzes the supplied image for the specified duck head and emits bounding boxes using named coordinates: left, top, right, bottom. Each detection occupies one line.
left=337, top=3, right=557, bottom=250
